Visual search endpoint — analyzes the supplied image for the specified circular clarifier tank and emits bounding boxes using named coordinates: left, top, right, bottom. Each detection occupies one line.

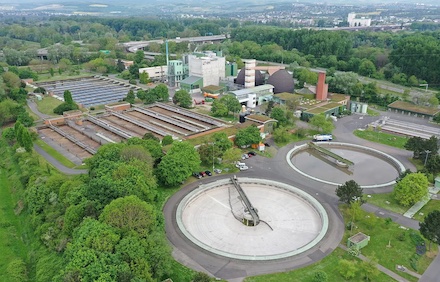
left=287, top=143, right=405, bottom=188
left=177, top=178, right=328, bottom=260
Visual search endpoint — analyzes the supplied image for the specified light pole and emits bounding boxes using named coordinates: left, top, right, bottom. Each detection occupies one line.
left=212, top=142, right=215, bottom=172
left=424, top=150, right=431, bottom=166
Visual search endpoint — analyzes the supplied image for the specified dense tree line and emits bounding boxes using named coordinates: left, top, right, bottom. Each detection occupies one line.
left=0, top=133, right=209, bottom=281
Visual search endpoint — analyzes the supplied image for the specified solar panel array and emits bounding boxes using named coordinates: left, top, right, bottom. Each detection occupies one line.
left=35, top=77, right=135, bottom=107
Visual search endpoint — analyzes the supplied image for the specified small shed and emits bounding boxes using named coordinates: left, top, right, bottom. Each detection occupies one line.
left=347, top=232, right=370, bottom=250
left=435, top=177, right=440, bottom=189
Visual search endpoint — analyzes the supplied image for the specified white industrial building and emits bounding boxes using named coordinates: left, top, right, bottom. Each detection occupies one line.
left=188, top=51, right=225, bottom=87
left=347, top=12, right=371, bottom=27
left=139, top=66, right=168, bottom=81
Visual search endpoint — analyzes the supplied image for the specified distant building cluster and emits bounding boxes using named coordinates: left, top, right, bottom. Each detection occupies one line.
left=347, top=12, right=371, bottom=27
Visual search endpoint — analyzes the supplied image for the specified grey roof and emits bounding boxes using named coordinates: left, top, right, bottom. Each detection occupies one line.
left=267, top=70, right=294, bottom=94
left=229, top=84, right=274, bottom=96
left=180, top=76, right=202, bottom=85
left=235, top=69, right=264, bottom=86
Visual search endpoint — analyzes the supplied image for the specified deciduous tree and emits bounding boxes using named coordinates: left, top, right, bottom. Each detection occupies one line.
left=157, top=141, right=201, bottom=186
left=336, top=180, right=363, bottom=205
left=393, top=173, right=428, bottom=206
left=173, top=89, right=192, bottom=108
left=420, top=210, right=440, bottom=251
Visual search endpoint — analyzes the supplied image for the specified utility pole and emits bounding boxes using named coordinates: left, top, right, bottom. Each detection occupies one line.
left=424, top=150, right=431, bottom=166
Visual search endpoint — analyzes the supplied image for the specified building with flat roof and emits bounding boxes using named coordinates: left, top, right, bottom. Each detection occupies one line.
left=139, top=65, right=168, bottom=81
left=188, top=51, right=225, bottom=89
left=387, top=100, right=440, bottom=119
left=228, top=84, right=274, bottom=108
left=348, top=12, right=371, bottom=27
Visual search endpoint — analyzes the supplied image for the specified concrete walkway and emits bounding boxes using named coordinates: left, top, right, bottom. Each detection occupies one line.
left=362, top=203, right=420, bottom=230
left=403, top=187, right=440, bottom=218
left=339, top=244, right=410, bottom=282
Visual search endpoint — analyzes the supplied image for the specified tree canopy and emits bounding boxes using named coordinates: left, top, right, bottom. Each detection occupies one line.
left=336, top=180, right=363, bottom=205
left=419, top=210, right=440, bottom=250
left=234, top=125, right=262, bottom=147
left=393, top=172, right=429, bottom=206
left=157, top=141, right=201, bottom=186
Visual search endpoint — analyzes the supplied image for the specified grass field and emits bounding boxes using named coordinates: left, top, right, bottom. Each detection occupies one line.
left=245, top=248, right=394, bottom=282
left=413, top=200, right=440, bottom=221
left=0, top=170, right=30, bottom=280
left=35, top=139, right=78, bottom=169
left=35, top=96, right=63, bottom=116
left=340, top=205, right=436, bottom=279
left=366, top=192, right=408, bottom=215
left=354, top=129, right=409, bottom=149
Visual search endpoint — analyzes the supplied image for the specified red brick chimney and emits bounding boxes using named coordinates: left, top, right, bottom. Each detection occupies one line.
left=316, top=72, right=328, bottom=101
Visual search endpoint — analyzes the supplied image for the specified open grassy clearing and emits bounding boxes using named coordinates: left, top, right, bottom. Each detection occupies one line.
left=354, top=129, right=409, bottom=149
left=413, top=200, right=440, bottom=221
left=365, top=192, right=408, bottom=215
left=340, top=205, right=436, bottom=280
left=245, top=248, right=394, bottom=282
left=35, top=96, right=63, bottom=116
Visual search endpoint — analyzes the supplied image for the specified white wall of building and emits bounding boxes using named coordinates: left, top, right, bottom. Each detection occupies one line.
left=188, top=51, right=225, bottom=87
left=139, top=66, right=168, bottom=80
left=348, top=12, right=371, bottom=27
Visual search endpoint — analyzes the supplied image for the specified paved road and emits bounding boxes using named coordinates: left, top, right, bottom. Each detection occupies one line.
left=27, top=99, right=52, bottom=119
left=33, top=143, right=87, bottom=175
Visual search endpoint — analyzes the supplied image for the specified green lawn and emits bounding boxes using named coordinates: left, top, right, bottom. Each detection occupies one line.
left=367, top=107, right=380, bottom=116
left=365, top=192, right=408, bottom=215
left=413, top=200, right=440, bottom=221
left=354, top=129, right=409, bottom=149
left=245, top=248, right=394, bottom=282
left=0, top=170, right=30, bottom=280
left=35, top=139, right=79, bottom=169
left=340, top=205, right=436, bottom=279
left=35, top=96, right=63, bottom=116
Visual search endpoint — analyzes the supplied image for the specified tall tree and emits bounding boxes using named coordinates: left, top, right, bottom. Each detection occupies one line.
left=63, top=90, right=74, bottom=105
left=125, top=89, right=135, bottom=104
left=309, top=114, right=335, bottom=133
left=336, top=180, right=363, bottom=205
left=100, top=195, right=156, bottom=237
left=234, top=125, right=262, bottom=147
left=393, top=173, right=428, bottom=206
left=157, top=141, right=201, bottom=186
left=419, top=210, right=440, bottom=251
left=173, top=89, right=192, bottom=108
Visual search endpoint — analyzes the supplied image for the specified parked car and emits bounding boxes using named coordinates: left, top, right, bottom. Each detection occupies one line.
left=193, top=172, right=202, bottom=179
left=235, top=161, right=246, bottom=168
left=205, top=170, right=212, bottom=176
left=214, top=168, right=222, bottom=174
left=248, top=151, right=256, bottom=156
left=242, top=153, right=249, bottom=160
left=264, top=142, right=270, bottom=147
left=199, top=171, right=207, bottom=177
left=239, top=165, right=249, bottom=171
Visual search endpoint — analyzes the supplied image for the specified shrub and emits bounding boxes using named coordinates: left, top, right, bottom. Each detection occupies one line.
left=312, top=271, right=328, bottom=282
left=397, top=231, right=406, bottom=241
left=409, top=231, right=425, bottom=246
left=129, top=79, right=137, bottom=85
left=409, top=253, right=420, bottom=271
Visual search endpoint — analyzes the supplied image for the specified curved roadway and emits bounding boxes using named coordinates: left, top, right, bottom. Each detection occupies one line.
left=28, top=96, right=439, bottom=280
